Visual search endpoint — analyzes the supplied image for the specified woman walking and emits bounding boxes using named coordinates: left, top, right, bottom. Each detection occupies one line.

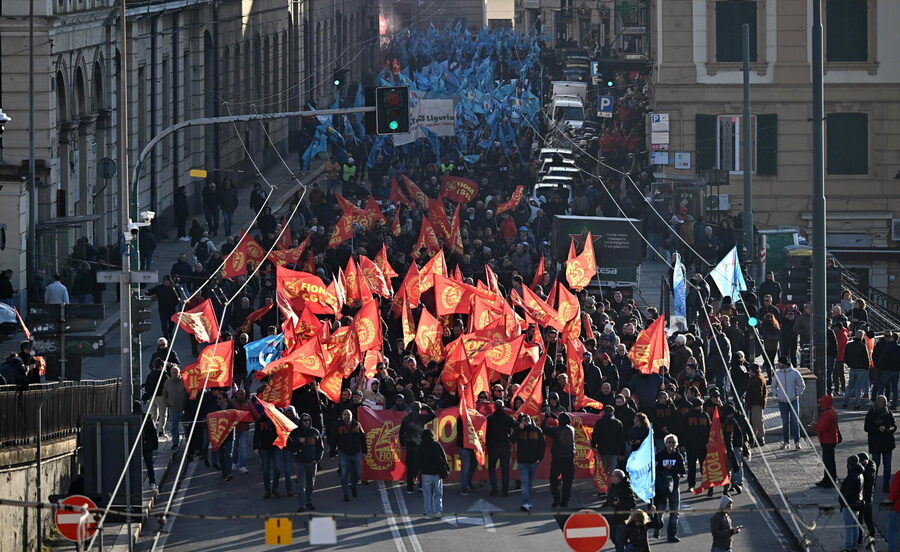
left=418, top=428, right=450, bottom=519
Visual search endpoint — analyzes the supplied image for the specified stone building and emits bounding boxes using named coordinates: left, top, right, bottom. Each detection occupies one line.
left=652, top=0, right=900, bottom=294
left=0, top=0, right=375, bottom=307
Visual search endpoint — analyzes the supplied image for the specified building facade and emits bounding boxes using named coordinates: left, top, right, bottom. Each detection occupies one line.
left=652, top=0, right=900, bottom=295
left=0, top=0, right=375, bottom=307
left=513, top=0, right=652, bottom=53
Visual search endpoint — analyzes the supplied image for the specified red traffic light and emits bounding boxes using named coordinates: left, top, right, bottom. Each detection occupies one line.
left=386, top=92, right=402, bottom=106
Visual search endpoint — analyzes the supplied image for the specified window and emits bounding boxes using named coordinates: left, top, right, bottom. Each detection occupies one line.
left=827, top=113, right=868, bottom=175
left=826, top=0, right=867, bottom=62
left=695, top=113, right=777, bottom=175
left=715, top=1, right=757, bottom=62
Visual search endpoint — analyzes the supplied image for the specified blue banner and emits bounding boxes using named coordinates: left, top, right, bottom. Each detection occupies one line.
left=673, top=253, right=687, bottom=318
left=709, top=247, right=747, bottom=303
left=244, top=333, right=284, bottom=374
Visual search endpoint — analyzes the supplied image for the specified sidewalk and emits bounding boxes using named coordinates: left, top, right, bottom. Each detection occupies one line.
left=748, top=402, right=891, bottom=551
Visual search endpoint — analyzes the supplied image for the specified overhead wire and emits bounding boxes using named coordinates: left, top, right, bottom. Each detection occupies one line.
left=149, top=104, right=311, bottom=551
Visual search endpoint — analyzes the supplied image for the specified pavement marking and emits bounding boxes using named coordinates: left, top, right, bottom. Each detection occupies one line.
left=482, top=512, right=497, bottom=532
left=745, top=482, right=791, bottom=551
left=390, top=483, right=425, bottom=552
left=377, top=482, right=409, bottom=552
left=151, top=458, right=197, bottom=552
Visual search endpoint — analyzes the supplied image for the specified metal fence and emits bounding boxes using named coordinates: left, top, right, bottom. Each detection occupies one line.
left=0, top=379, right=121, bottom=449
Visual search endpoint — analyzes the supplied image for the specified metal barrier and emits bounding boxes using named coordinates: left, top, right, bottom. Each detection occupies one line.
left=0, top=379, right=121, bottom=448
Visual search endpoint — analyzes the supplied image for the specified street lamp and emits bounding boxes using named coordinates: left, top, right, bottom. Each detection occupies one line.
left=0, top=108, right=10, bottom=135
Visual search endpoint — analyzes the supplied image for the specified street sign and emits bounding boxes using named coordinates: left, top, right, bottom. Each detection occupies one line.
left=33, top=335, right=105, bottom=357
left=96, top=271, right=122, bottom=283
left=98, top=157, right=117, bottom=179
left=596, top=95, right=614, bottom=118
left=590, top=61, right=600, bottom=76
left=55, top=494, right=98, bottom=542
left=563, top=510, right=609, bottom=552
left=31, top=319, right=98, bottom=335
left=131, top=270, right=159, bottom=284
left=28, top=303, right=105, bottom=321
left=189, top=169, right=208, bottom=178
left=265, top=517, right=292, bottom=545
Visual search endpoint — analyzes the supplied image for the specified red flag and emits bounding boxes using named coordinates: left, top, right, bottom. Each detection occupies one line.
left=359, top=255, right=393, bottom=298
left=256, top=365, right=300, bottom=407
left=415, top=308, right=445, bottom=365
left=439, top=175, right=479, bottom=203
left=483, top=264, right=501, bottom=296
left=448, top=204, right=464, bottom=255
left=221, top=235, right=267, bottom=278
left=555, top=283, right=582, bottom=340
left=353, top=299, right=383, bottom=352
left=294, top=304, right=324, bottom=341
left=400, top=175, right=429, bottom=207
left=275, top=265, right=340, bottom=316
left=402, top=302, right=416, bottom=348
left=428, top=199, right=452, bottom=241
left=13, top=307, right=32, bottom=340
left=365, top=196, right=387, bottom=227
left=259, top=336, right=326, bottom=379
left=564, top=338, right=603, bottom=411
left=434, top=274, right=498, bottom=316
left=565, top=231, right=597, bottom=291
left=329, top=213, right=355, bottom=247
left=459, top=387, right=487, bottom=465
left=206, top=410, right=253, bottom=451
left=480, top=334, right=525, bottom=376
left=278, top=217, right=292, bottom=249
left=375, top=244, right=399, bottom=279
left=301, top=249, right=316, bottom=273
left=390, top=205, right=403, bottom=236
left=343, top=257, right=372, bottom=305
left=495, top=185, right=524, bottom=215
left=391, top=262, right=421, bottom=316
left=256, top=397, right=298, bottom=449
left=411, top=218, right=441, bottom=260
left=628, top=316, right=670, bottom=375
left=441, top=338, right=468, bottom=394
left=389, top=178, right=413, bottom=207
left=239, top=303, right=272, bottom=334
left=530, top=255, right=547, bottom=290
left=172, top=298, right=220, bottom=343
left=693, top=408, right=731, bottom=494
left=181, top=341, right=234, bottom=399
left=418, top=249, right=447, bottom=293
left=512, top=287, right=562, bottom=331
left=513, top=353, right=545, bottom=417
left=584, top=425, right=611, bottom=493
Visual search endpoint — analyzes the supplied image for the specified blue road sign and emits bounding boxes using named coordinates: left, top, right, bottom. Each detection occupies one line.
left=597, top=95, right=614, bottom=118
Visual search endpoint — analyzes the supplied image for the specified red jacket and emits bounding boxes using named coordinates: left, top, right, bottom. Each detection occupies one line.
left=835, top=327, right=850, bottom=361
left=889, top=471, right=900, bottom=512
left=812, top=395, right=839, bottom=444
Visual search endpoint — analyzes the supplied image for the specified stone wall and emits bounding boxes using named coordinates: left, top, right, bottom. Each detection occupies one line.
left=0, top=437, right=79, bottom=552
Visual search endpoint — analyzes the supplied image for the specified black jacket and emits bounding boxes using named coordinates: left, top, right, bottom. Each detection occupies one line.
left=655, top=448, right=686, bottom=495
left=844, top=340, right=870, bottom=371
left=511, top=424, right=545, bottom=464
left=486, top=409, right=516, bottom=448
left=604, top=479, right=637, bottom=526
left=289, top=425, right=324, bottom=463
left=399, top=407, right=436, bottom=447
left=417, top=433, right=450, bottom=476
left=710, top=512, right=739, bottom=550
left=840, top=464, right=864, bottom=510
left=541, top=417, right=576, bottom=459
left=878, top=342, right=900, bottom=372
left=330, top=420, right=368, bottom=456
left=591, top=414, right=625, bottom=456
left=682, top=410, right=711, bottom=451
left=864, top=407, right=897, bottom=453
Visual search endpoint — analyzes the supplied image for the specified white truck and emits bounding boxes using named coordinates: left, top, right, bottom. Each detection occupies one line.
left=551, top=81, right=588, bottom=105
left=550, top=95, right=585, bottom=131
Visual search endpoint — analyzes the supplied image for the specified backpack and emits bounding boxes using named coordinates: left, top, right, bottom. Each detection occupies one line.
left=195, top=240, right=212, bottom=263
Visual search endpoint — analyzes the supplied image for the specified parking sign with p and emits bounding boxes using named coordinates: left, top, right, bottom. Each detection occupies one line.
left=597, top=96, right=614, bottom=118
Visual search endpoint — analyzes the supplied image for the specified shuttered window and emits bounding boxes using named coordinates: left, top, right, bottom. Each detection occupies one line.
left=826, top=0, right=867, bottom=62
left=715, top=1, right=757, bottom=62
left=826, top=113, right=868, bottom=175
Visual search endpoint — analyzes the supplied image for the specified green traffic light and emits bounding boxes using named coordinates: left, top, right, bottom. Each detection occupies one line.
left=334, top=79, right=341, bottom=86
left=606, top=80, right=614, bottom=87
left=388, top=120, right=399, bottom=130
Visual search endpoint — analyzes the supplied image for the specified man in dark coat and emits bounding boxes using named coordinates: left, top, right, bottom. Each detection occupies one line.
left=485, top=400, right=516, bottom=496
left=399, top=401, right=437, bottom=494
left=864, top=394, right=897, bottom=492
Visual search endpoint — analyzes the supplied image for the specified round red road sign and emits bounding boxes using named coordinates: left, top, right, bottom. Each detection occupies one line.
left=55, top=495, right=98, bottom=542
left=563, top=509, right=610, bottom=552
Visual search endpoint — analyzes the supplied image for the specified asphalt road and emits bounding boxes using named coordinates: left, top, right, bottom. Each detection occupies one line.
left=138, top=452, right=793, bottom=552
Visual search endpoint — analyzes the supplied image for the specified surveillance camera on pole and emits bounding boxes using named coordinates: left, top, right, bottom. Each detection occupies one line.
left=0, top=108, right=11, bottom=135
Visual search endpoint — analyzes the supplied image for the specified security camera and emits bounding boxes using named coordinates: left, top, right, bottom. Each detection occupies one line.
left=140, top=210, right=156, bottom=222
left=0, top=108, right=10, bottom=135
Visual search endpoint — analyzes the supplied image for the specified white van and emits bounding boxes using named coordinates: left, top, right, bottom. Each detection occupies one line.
left=550, top=96, right=585, bottom=130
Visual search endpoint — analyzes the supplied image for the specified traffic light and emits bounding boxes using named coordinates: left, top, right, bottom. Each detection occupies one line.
left=332, top=68, right=347, bottom=88
left=374, top=86, right=410, bottom=135
left=132, top=292, right=153, bottom=335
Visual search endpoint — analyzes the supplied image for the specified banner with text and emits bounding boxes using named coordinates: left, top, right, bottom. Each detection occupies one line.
left=358, top=406, right=603, bottom=481
left=393, top=98, right=457, bottom=146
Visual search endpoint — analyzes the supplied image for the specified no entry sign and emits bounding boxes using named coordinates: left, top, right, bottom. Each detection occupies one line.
left=55, top=495, right=98, bottom=542
left=563, top=509, right=610, bottom=552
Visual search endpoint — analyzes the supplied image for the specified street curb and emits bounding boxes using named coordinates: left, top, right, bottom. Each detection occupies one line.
left=743, top=457, right=807, bottom=551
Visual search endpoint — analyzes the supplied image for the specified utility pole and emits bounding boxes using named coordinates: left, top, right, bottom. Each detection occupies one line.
left=741, top=24, right=753, bottom=278
left=811, top=0, right=827, bottom=394
left=28, top=0, right=37, bottom=304
left=118, top=0, right=134, bottom=414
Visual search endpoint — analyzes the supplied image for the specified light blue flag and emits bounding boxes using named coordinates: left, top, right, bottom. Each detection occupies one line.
left=244, top=333, right=284, bottom=374
left=626, top=426, right=655, bottom=503
left=673, top=252, right=687, bottom=318
left=709, top=246, right=747, bottom=303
